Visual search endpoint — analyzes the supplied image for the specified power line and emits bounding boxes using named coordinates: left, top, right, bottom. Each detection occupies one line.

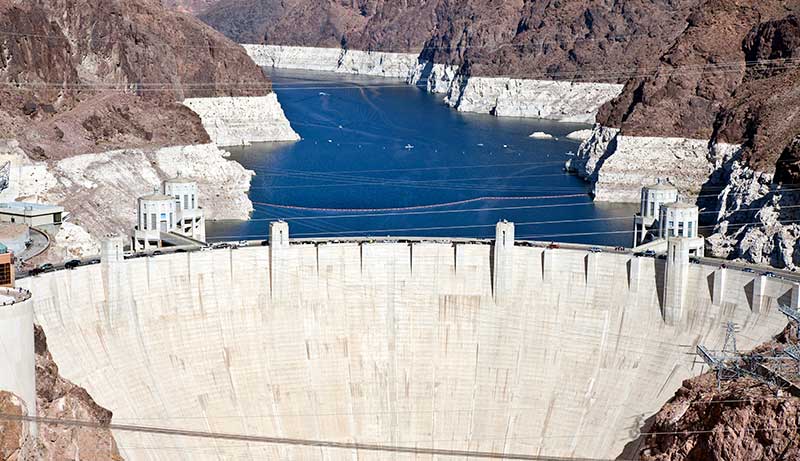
left=0, top=413, right=614, bottom=461
left=252, top=194, right=588, bottom=213
left=206, top=218, right=800, bottom=242
left=2, top=58, right=799, bottom=92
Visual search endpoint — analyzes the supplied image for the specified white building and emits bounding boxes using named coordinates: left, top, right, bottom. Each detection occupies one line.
left=132, top=176, right=206, bottom=251
left=165, top=176, right=205, bottom=242
left=0, top=202, right=65, bottom=234
left=633, top=180, right=678, bottom=246
left=133, top=192, right=177, bottom=251
left=632, top=180, right=704, bottom=256
left=659, top=202, right=704, bottom=256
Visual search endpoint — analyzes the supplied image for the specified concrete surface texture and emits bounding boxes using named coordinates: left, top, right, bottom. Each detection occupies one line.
left=20, top=237, right=797, bottom=460
left=0, top=288, right=35, bottom=435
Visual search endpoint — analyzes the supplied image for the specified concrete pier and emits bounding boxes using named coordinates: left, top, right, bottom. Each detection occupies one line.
left=18, top=227, right=796, bottom=461
left=492, top=220, right=514, bottom=303
left=542, top=248, right=553, bottom=282
left=712, top=267, right=727, bottom=306
left=663, top=237, right=690, bottom=325
left=753, top=274, right=767, bottom=313
left=0, top=288, right=35, bottom=435
left=792, top=282, right=799, bottom=310
left=628, top=256, right=641, bottom=292
left=101, top=235, right=126, bottom=326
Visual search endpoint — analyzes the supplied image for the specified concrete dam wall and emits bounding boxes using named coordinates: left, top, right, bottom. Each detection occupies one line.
left=19, top=228, right=799, bottom=460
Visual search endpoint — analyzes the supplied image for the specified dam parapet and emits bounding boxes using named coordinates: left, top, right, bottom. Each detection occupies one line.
left=9, top=222, right=800, bottom=460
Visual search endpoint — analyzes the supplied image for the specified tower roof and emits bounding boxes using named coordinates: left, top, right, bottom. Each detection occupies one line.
left=643, top=181, right=677, bottom=192
left=165, top=176, right=195, bottom=184
left=663, top=201, right=697, bottom=210
left=139, top=193, right=174, bottom=202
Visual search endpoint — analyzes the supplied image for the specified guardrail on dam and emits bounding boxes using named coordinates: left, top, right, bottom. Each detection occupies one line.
left=7, top=221, right=800, bottom=460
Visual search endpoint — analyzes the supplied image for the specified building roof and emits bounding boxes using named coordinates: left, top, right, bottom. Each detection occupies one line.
left=139, top=193, right=175, bottom=202
left=0, top=202, right=64, bottom=216
left=663, top=201, right=697, bottom=210
left=644, top=181, right=677, bottom=192
left=165, top=176, right=196, bottom=184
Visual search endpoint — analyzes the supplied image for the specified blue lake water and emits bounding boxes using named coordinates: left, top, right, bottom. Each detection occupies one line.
left=206, top=69, right=637, bottom=245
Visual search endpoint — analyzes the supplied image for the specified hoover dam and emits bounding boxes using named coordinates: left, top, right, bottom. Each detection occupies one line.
left=5, top=221, right=799, bottom=460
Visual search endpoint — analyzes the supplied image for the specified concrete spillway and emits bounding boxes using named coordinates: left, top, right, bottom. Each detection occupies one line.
left=19, top=228, right=799, bottom=460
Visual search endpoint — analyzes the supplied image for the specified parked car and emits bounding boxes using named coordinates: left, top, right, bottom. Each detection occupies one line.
left=200, top=246, right=212, bottom=252
left=64, top=259, right=81, bottom=270
left=763, top=271, right=777, bottom=278
left=589, top=247, right=603, bottom=253
left=88, top=258, right=101, bottom=265
left=38, top=263, right=54, bottom=272
left=151, top=250, right=163, bottom=256
left=643, top=250, right=657, bottom=257
left=211, top=242, right=230, bottom=249
left=28, top=267, right=44, bottom=276
left=260, top=240, right=269, bottom=246
left=742, top=267, right=755, bottom=273
left=547, top=242, right=560, bottom=249
left=238, top=240, right=249, bottom=247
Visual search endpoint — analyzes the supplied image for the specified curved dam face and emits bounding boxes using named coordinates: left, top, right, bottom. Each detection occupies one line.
left=21, top=236, right=797, bottom=460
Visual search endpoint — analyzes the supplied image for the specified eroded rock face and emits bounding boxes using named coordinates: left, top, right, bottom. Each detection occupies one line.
left=0, top=0, right=273, bottom=158
left=706, top=154, right=800, bottom=269
left=0, top=391, right=33, bottom=460
left=33, top=325, right=124, bottom=461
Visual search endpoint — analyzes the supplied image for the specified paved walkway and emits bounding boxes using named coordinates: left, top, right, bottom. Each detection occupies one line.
left=16, top=227, right=49, bottom=262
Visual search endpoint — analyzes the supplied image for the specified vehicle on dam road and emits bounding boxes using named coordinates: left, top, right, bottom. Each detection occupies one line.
left=64, top=260, right=81, bottom=270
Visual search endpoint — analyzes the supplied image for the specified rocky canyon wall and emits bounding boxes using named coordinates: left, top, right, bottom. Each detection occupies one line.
left=245, top=45, right=623, bottom=123
left=182, top=94, right=299, bottom=146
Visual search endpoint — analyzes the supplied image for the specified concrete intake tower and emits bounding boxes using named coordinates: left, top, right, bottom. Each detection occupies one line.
left=13, top=221, right=800, bottom=460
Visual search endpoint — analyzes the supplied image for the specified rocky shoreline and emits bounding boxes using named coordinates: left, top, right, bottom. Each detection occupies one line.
left=245, top=45, right=623, bottom=123
left=572, top=125, right=800, bottom=270
left=0, top=140, right=256, bottom=259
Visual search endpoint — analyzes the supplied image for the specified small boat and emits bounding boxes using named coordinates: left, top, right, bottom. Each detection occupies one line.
left=565, top=151, right=576, bottom=156
left=404, top=144, right=415, bottom=150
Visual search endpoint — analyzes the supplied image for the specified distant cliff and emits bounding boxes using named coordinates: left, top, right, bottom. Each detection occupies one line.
left=199, top=0, right=701, bottom=81
left=0, top=0, right=272, bottom=159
